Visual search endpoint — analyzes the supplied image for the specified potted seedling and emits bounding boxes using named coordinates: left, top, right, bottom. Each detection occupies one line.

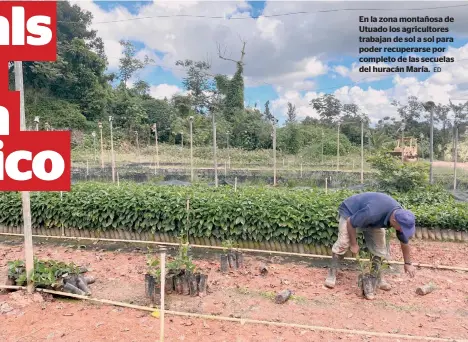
left=356, top=251, right=389, bottom=300
left=220, top=239, right=243, bottom=273
left=7, top=258, right=95, bottom=296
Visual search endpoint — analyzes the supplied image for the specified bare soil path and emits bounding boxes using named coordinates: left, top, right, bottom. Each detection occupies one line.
left=1, top=238, right=468, bottom=342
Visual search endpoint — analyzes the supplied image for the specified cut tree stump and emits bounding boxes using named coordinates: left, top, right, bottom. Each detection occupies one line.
left=416, top=283, right=436, bottom=295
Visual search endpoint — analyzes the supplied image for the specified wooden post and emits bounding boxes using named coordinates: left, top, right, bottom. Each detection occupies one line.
left=453, top=125, right=458, bottom=191
left=109, top=116, right=115, bottom=183
left=160, top=250, right=166, bottom=342
left=234, top=177, right=237, bottom=192
left=272, top=123, right=277, bottom=186
left=429, top=106, right=434, bottom=184
left=117, top=172, right=120, bottom=187
left=99, top=122, right=104, bottom=169
left=325, top=177, right=328, bottom=194
left=360, top=119, right=364, bottom=184
left=300, top=163, right=303, bottom=178
left=154, top=123, right=160, bottom=168
left=15, top=61, right=34, bottom=294
left=189, top=117, right=194, bottom=182
left=336, top=121, right=340, bottom=171
left=86, top=160, right=89, bottom=178
left=212, top=112, right=218, bottom=187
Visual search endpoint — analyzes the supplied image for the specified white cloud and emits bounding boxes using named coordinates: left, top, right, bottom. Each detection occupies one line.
left=150, top=84, right=183, bottom=100
left=69, top=0, right=468, bottom=124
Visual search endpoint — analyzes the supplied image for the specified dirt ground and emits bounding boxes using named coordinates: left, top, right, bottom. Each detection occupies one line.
left=1, top=237, right=468, bottom=342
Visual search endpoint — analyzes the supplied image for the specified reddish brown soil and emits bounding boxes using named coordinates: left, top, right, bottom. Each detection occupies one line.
left=1, top=238, right=468, bottom=342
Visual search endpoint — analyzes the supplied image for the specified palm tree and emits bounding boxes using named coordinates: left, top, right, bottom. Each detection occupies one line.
left=368, top=130, right=393, bottom=150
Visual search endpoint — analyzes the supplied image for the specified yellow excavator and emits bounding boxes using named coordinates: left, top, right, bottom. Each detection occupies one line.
left=389, top=137, right=419, bottom=162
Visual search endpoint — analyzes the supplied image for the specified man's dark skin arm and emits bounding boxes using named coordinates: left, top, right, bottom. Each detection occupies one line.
left=400, top=241, right=415, bottom=277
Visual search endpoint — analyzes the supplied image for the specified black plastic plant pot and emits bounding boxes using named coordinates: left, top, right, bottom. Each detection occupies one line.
left=220, top=254, right=229, bottom=273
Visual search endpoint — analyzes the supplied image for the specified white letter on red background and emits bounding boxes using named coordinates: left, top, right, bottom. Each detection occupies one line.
left=32, top=151, right=65, bottom=181
left=6, top=150, right=32, bottom=180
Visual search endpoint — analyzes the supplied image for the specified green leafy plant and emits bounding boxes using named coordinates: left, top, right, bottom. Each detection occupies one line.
left=221, top=239, right=239, bottom=253
left=0, top=183, right=466, bottom=250
left=7, top=258, right=81, bottom=288
left=367, top=152, right=429, bottom=192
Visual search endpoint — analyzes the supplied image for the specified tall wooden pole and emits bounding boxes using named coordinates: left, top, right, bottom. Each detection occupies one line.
left=360, top=119, right=364, bottom=184
left=336, top=121, right=340, bottom=171
left=272, top=122, right=277, bottom=186
left=153, top=123, right=159, bottom=168
left=159, top=250, right=166, bottom=341
left=453, top=125, right=458, bottom=191
left=109, top=116, right=115, bottom=183
left=15, top=61, right=34, bottom=294
left=429, top=106, right=434, bottom=184
left=99, top=122, right=104, bottom=169
left=189, top=117, right=194, bottom=182
left=212, top=112, right=218, bottom=187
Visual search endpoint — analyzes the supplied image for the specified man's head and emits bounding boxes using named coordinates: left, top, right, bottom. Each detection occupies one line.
left=391, top=209, right=416, bottom=241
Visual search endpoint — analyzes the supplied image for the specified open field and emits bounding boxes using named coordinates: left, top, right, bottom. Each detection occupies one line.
left=1, top=237, right=468, bottom=342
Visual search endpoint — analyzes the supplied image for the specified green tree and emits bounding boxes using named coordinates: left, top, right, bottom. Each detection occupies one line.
left=286, top=102, right=297, bottom=123
left=176, top=60, right=214, bottom=114
left=310, top=94, right=342, bottom=126
left=118, top=40, right=153, bottom=88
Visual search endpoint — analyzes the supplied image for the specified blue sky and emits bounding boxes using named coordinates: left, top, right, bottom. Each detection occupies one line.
left=88, top=0, right=468, bottom=124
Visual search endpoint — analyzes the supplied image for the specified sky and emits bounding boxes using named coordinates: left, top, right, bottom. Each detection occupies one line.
left=69, top=0, right=468, bottom=125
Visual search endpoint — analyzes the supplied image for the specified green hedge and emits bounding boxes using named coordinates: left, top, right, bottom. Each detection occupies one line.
left=0, top=183, right=466, bottom=247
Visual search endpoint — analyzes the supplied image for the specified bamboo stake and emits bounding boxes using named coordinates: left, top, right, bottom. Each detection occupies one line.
left=160, top=250, right=166, bottom=342
left=0, top=285, right=464, bottom=342
left=1, top=232, right=467, bottom=272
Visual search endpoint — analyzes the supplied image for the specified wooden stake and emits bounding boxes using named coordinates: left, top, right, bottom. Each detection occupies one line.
left=15, top=61, right=34, bottom=294
left=1, top=233, right=468, bottom=272
left=300, top=164, right=303, bottom=178
left=234, top=177, right=237, bottom=192
left=0, top=285, right=461, bottom=342
left=325, top=178, right=328, bottom=194
left=160, top=250, right=166, bottom=342
left=117, top=172, right=120, bottom=187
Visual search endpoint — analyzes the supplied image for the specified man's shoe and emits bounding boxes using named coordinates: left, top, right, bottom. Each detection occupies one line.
left=378, top=278, right=392, bottom=291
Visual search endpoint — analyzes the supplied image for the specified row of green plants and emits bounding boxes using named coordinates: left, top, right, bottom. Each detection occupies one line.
left=0, top=182, right=466, bottom=247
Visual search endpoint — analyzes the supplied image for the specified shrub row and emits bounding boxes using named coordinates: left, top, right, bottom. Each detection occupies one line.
left=0, top=183, right=466, bottom=247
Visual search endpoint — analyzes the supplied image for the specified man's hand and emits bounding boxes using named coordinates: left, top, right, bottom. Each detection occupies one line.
left=404, top=263, right=415, bottom=277
left=350, top=244, right=359, bottom=255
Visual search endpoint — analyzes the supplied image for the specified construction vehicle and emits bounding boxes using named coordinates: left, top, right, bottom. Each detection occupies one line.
left=389, top=137, right=418, bottom=162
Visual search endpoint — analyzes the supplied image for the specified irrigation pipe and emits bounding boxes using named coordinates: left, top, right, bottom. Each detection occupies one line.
left=1, top=232, right=468, bottom=272
left=0, top=285, right=465, bottom=342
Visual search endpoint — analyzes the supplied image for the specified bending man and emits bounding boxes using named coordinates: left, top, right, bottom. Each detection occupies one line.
left=324, top=192, right=416, bottom=298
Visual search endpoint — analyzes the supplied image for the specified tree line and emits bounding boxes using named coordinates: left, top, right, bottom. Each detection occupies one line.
left=8, top=1, right=468, bottom=161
